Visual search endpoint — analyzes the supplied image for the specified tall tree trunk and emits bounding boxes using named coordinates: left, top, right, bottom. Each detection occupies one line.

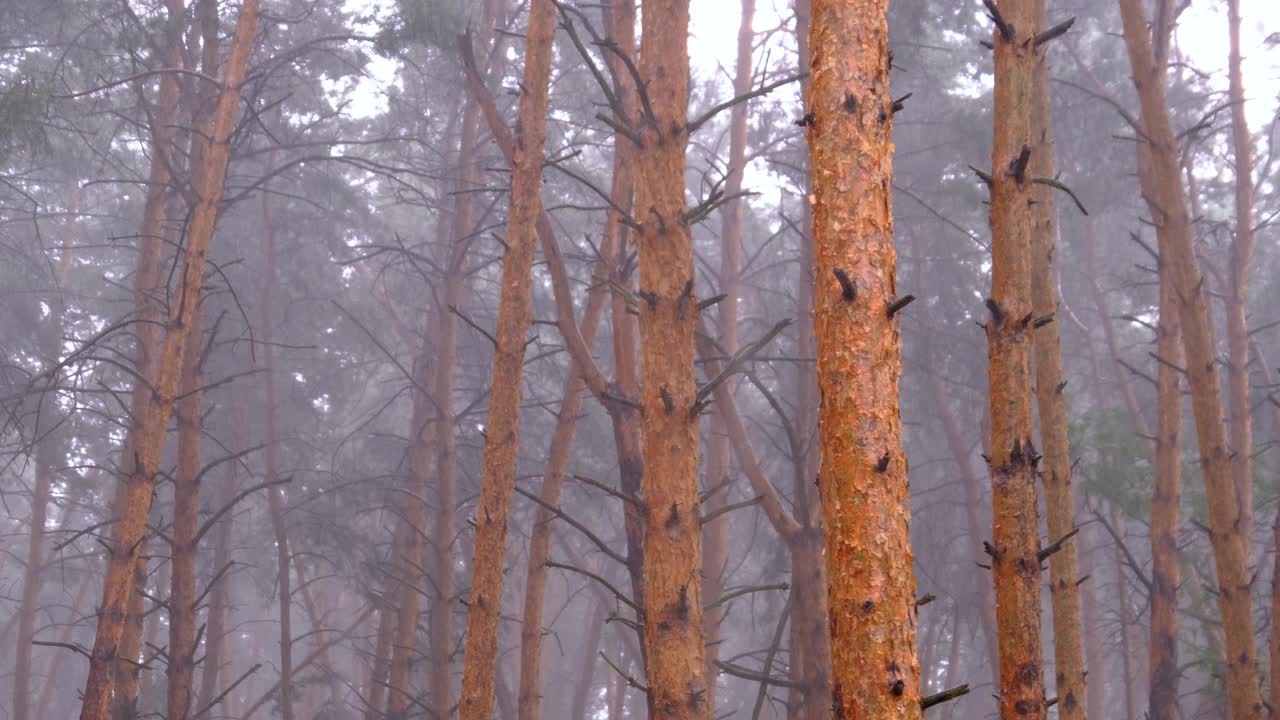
left=1027, top=3, right=1085, bottom=717
left=456, top=1, right=558, bottom=717
left=808, top=0, right=921, bottom=717
left=632, top=0, right=709, bottom=716
left=166, top=300, right=206, bottom=720
left=259, top=173, right=296, bottom=720
left=13, top=201, right=74, bottom=720
left=35, top=572, right=92, bottom=720
left=1224, top=0, right=1256, bottom=559
left=1148, top=209, right=1184, bottom=720
left=702, top=0, right=754, bottom=707
left=78, top=4, right=259, bottom=718
left=1117, top=0, right=1264, bottom=716
left=985, top=0, right=1047, bottom=716
left=516, top=111, right=626, bottom=720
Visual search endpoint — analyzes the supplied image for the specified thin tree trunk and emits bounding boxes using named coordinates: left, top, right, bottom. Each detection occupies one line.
left=632, top=0, right=709, bottom=716
left=78, top=4, right=259, bottom=718
left=36, top=572, right=92, bottom=720
left=1224, top=0, right=1256, bottom=559
left=985, top=0, right=1047, bottom=716
left=456, top=1, right=558, bottom=717
left=1116, top=0, right=1263, bottom=716
left=570, top=603, right=607, bottom=720
left=195, top=395, right=246, bottom=713
left=702, top=0, right=754, bottom=707
left=166, top=297, right=206, bottom=720
left=1148, top=195, right=1184, bottom=720
left=259, top=169, right=296, bottom=720
left=808, top=0, right=921, bottom=716
left=1027, top=2, right=1085, bottom=715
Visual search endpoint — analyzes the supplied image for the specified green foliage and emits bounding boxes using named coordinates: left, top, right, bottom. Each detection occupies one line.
left=377, top=0, right=474, bottom=53
left=1073, top=407, right=1153, bottom=518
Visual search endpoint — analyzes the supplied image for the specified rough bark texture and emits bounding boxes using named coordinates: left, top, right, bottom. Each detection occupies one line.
left=633, top=0, right=710, bottom=716
left=1027, top=3, right=1085, bottom=716
left=985, top=0, right=1047, bottom=717
left=808, top=0, right=922, bottom=717
left=456, top=1, right=558, bottom=717
left=702, top=0, right=754, bottom=706
left=1116, top=0, right=1264, bottom=716
left=77, top=4, right=259, bottom=718
left=1224, top=0, right=1256, bottom=558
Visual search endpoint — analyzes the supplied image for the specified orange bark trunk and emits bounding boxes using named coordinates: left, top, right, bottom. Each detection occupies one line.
left=633, top=0, right=710, bottom=716
left=456, top=1, right=558, bottom=717
left=1027, top=3, right=1085, bottom=715
left=1117, top=0, right=1263, bottom=716
left=985, top=0, right=1047, bottom=716
left=808, top=1, right=922, bottom=717
left=78, top=4, right=259, bottom=717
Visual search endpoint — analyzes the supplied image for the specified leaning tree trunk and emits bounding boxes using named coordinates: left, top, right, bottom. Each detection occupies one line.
left=702, top=0, right=753, bottom=707
left=78, top=4, right=259, bottom=718
left=985, top=0, right=1047, bottom=716
left=807, top=0, right=922, bottom=717
left=1116, top=0, right=1263, bottom=716
left=455, top=1, right=558, bottom=718
left=632, top=0, right=710, bottom=716
left=1027, top=2, right=1086, bottom=716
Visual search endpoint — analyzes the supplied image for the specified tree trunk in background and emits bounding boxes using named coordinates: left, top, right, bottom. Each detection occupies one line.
left=12, top=200, right=74, bottom=720
left=1148, top=199, right=1184, bottom=720
left=36, top=572, right=92, bottom=720
left=456, top=1, right=557, bottom=717
left=569, top=603, right=606, bottom=719
left=1027, top=3, right=1085, bottom=716
left=1117, top=0, right=1263, bottom=716
left=78, top=4, right=259, bottom=718
left=633, top=0, right=709, bottom=716
left=364, top=545, right=398, bottom=720
left=259, top=171, right=296, bottom=720
left=515, top=112, right=625, bottom=720
left=928, top=370, right=1000, bottom=679
left=166, top=300, right=205, bottom=720
left=195, top=396, right=246, bottom=714
left=789, top=5, right=832, bottom=717
left=701, top=0, right=753, bottom=707
left=1224, top=0, right=1256, bottom=559
left=985, top=0, right=1047, bottom=716
left=808, top=1, right=922, bottom=717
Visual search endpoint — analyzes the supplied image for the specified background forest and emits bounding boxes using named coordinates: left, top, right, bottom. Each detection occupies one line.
left=0, top=0, right=1278, bottom=719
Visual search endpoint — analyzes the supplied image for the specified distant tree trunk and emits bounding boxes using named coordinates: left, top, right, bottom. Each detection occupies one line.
left=364, top=551, right=398, bottom=720
left=984, top=0, right=1047, bottom=716
left=1117, top=0, right=1263, bottom=716
left=1114, top=521, right=1137, bottom=720
left=632, top=0, right=710, bottom=716
left=1027, top=3, right=1085, bottom=717
left=455, top=1, right=558, bottom=717
left=807, top=1, right=922, bottom=717
left=36, top=572, right=92, bottom=720
left=928, top=370, right=1000, bottom=679
left=77, top=4, right=259, bottom=718
left=702, top=0, right=754, bottom=707
left=1148, top=186, right=1184, bottom=720
left=789, top=5, right=832, bottom=717
left=166, top=298, right=206, bottom=720
left=515, top=112, right=626, bottom=720
left=569, top=603, right=606, bottom=719
left=13, top=201, right=73, bottom=720
left=1224, top=0, right=1256, bottom=558
left=195, top=396, right=246, bottom=713
left=258, top=172, right=296, bottom=720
